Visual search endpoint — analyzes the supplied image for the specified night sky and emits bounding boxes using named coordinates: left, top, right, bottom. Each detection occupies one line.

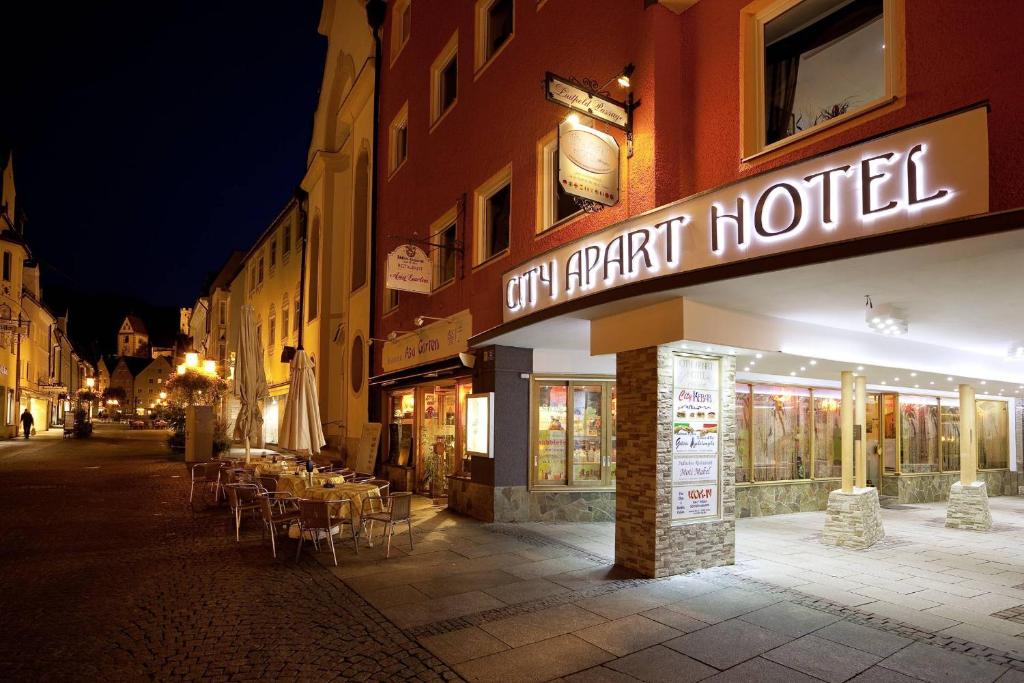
left=1, top=2, right=327, bottom=358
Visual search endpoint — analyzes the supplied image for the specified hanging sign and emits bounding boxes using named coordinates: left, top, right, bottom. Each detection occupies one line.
left=502, top=106, right=989, bottom=322
left=545, top=72, right=629, bottom=130
left=559, top=119, right=620, bottom=207
left=671, top=354, right=721, bottom=522
left=385, top=245, right=431, bottom=294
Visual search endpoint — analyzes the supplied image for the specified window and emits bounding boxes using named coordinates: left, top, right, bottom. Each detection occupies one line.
left=430, top=32, right=458, bottom=125
left=283, top=223, right=291, bottom=260
left=268, top=306, right=276, bottom=349
left=2, top=251, right=10, bottom=282
left=281, top=294, right=290, bottom=343
left=384, top=288, right=399, bottom=313
left=899, top=396, right=938, bottom=473
left=752, top=385, right=810, bottom=481
left=388, top=103, right=409, bottom=175
left=474, top=165, right=511, bottom=264
left=270, top=238, right=277, bottom=270
left=257, top=255, right=264, bottom=285
left=475, top=0, right=514, bottom=71
left=532, top=379, right=615, bottom=488
left=294, top=293, right=300, bottom=332
left=812, top=389, right=841, bottom=479
left=538, top=131, right=581, bottom=231
left=940, top=400, right=959, bottom=472
left=429, top=207, right=458, bottom=290
left=351, top=149, right=370, bottom=291
left=742, top=0, right=900, bottom=157
left=249, top=266, right=257, bottom=293
left=307, top=218, right=320, bottom=322
left=390, top=0, right=412, bottom=64
left=977, top=400, right=1009, bottom=469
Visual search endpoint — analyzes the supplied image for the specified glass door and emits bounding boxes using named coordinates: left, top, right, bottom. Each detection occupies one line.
left=571, top=384, right=603, bottom=484
left=865, top=393, right=881, bottom=487
left=387, top=390, right=415, bottom=467
left=881, top=393, right=898, bottom=473
left=417, top=386, right=456, bottom=494
left=608, top=385, right=616, bottom=484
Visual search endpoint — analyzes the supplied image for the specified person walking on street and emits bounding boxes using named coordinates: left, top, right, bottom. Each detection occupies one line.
left=20, top=408, right=33, bottom=439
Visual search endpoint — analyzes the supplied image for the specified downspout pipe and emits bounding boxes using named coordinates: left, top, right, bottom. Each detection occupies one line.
left=365, top=0, right=386, bottom=422
left=294, top=188, right=309, bottom=351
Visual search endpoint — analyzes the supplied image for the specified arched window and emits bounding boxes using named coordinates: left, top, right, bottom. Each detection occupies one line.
left=351, top=148, right=370, bottom=292
left=307, top=217, right=320, bottom=322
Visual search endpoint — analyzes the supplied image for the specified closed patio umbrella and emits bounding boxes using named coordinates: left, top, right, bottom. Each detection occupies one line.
left=278, top=348, right=325, bottom=457
left=233, top=304, right=268, bottom=463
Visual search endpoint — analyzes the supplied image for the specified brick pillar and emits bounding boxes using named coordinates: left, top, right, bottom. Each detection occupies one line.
left=614, top=346, right=735, bottom=578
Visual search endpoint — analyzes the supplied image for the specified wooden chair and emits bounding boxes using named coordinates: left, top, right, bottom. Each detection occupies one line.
left=294, top=498, right=359, bottom=566
left=360, top=492, right=413, bottom=558
left=257, top=493, right=300, bottom=559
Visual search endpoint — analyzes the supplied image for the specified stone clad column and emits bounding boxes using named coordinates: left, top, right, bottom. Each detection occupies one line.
left=614, top=346, right=735, bottom=578
left=946, top=384, right=992, bottom=530
left=822, top=370, right=884, bottom=549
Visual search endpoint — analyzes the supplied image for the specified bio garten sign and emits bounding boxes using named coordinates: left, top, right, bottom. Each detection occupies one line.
left=502, top=107, right=989, bottom=322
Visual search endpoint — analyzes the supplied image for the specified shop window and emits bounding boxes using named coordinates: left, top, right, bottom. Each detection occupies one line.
left=258, top=255, right=264, bottom=285
left=388, top=103, right=409, bottom=176
left=751, top=385, right=810, bottom=481
left=268, top=306, right=276, bottom=350
left=899, top=396, right=939, bottom=473
left=351, top=149, right=370, bottom=292
left=742, top=0, right=901, bottom=157
left=475, top=0, right=514, bottom=72
left=474, top=165, right=511, bottom=265
left=736, top=384, right=751, bottom=483
left=390, top=0, right=412, bottom=65
left=812, top=388, right=841, bottom=479
left=532, top=379, right=615, bottom=488
left=430, top=32, right=458, bottom=125
left=538, top=131, right=581, bottom=232
left=977, top=400, right=1009, bottom=469
left=940, top=399, right=960, bottom=472
left=430, top=208, right=458, bottom=290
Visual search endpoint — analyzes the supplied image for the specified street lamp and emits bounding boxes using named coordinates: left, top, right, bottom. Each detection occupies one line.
left=85, top=377, right=95, bottom=389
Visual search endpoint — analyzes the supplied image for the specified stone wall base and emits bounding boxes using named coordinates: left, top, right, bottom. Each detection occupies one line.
left=945, top=481, right=992, bottom=531
left=822, top=487, right=885, bottom=549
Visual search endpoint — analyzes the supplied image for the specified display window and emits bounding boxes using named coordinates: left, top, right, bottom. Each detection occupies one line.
left=735, top=382, right=1011, bottom=483
left=532, top=378, right=615, bottom=489
left=387, top=390, right=415, bottom=467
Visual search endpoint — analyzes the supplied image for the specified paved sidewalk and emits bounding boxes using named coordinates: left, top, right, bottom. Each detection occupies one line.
left=320, top=495, right=1024, bottom=682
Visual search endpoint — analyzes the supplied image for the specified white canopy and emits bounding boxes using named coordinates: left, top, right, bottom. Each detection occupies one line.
left=278, top=348, right=326, bottom=456
left=232, top=304, right=268, bottom=458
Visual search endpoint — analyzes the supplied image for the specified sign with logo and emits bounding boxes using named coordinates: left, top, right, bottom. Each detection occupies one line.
left=385, top=244, right=431, bottom=294
left=545, top=72, right=629, bottom=130
left=381, top=309, right=472, bottom=372
left=672, top=354, right=720, bottom=523
left=559, top=119, right=619, bottom=207
left=503, top=107, right=989, bottom=322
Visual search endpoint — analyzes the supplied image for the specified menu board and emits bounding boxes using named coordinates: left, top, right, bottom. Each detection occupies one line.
left=671, top=355, right=721, bottom=522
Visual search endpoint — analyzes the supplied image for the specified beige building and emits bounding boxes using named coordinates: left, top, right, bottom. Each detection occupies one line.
left=133, top=356, right=173, bottom=415
left=117, top=315, right=149, bottom=358
left=300, top=0, right=377, bottom=455
left=20, top=263, right=55, bottom=432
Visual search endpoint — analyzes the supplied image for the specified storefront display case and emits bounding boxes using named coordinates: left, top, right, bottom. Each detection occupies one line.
left=531, top=377, right=616, bottom=490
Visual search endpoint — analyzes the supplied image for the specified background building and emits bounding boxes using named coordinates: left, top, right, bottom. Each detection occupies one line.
left=117, top=315, right=150, bottom=358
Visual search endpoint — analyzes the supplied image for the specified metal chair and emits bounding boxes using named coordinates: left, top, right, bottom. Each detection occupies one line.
left=360, top=492, right=413, bottom=558
left=294, top=498, right=359, bottom=566
left=190, top=461, right=224, bottom=505
left=224, top=483, right=261, bottom=541
left=257, top=493, right=300, bottom=559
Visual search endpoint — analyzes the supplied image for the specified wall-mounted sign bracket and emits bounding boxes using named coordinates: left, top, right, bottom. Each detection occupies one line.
left=544, top=71, right=641, bottom=158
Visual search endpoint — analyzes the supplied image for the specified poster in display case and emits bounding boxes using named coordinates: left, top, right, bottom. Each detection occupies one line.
left=466, top=392, right=494, bottom=458
left=671, top=354, right=721, bottom=522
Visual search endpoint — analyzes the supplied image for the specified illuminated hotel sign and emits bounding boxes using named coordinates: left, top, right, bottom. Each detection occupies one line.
left=502, top=108, right=989, bottom=322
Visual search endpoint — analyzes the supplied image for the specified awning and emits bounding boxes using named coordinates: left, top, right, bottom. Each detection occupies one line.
left=369, top=356, right=469, bottom=388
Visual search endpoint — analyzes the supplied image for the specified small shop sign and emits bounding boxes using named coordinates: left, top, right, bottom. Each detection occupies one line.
left=673, top=484, right=718, bottom=520
left=385, top=244, right=431, bottom=294
left=545, top=72, right=629, bottom=130
left=503, top=107, right=989, bottom=322
left=559, top=119, right=619, bottom=207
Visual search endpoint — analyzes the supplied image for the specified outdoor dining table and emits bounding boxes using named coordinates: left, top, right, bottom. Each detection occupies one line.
left=281, top=480, right=382, bottom=540
left=272, top=472, right=347, bottom=497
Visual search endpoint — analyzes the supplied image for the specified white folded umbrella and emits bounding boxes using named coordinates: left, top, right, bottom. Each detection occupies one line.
left=278, top=348, right=326, bottom=457
left=232, top=304, right=268, bottom=462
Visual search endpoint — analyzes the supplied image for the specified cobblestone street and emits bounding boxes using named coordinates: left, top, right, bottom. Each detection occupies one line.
left=0, top=424, right=454, bottom=682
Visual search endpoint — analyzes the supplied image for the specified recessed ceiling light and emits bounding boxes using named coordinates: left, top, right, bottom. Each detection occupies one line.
left=881, top=381, right=887, bottom=385
left=809, top=360, right=817, bottom=365
left=894, top=377, right=900, bottom=381
left=800, top=366, right=806, bottom=371
left=857, top=366, right=864, bottom=371
left=910, top=372, right=917, bottom=377
left=706, top=346, right=713, bottom=352
left=749, top=361, right=756, bottom=366
left=914, top=384, right=919, bottom=388
left=755, top=353, right=763, bottom=359
left=790, top=371, right=797, bottom=376
left=946, top=376, right=953, bottom=381
left=981, top=380, right=987, bottom=385
left=929, top=381, right=934, bottom=385
left=680, top=344, right=688, bottom=349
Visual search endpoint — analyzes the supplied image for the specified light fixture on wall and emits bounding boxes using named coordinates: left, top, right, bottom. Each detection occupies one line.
left=864, top=296, right=908, bottom=336
left=414, top=315, right=447, bottom=327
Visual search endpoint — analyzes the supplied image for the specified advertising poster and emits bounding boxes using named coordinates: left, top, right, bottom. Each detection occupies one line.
left=672, top=484, right=718, bottom=520
left=673, top=455, right=717, bottom=483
